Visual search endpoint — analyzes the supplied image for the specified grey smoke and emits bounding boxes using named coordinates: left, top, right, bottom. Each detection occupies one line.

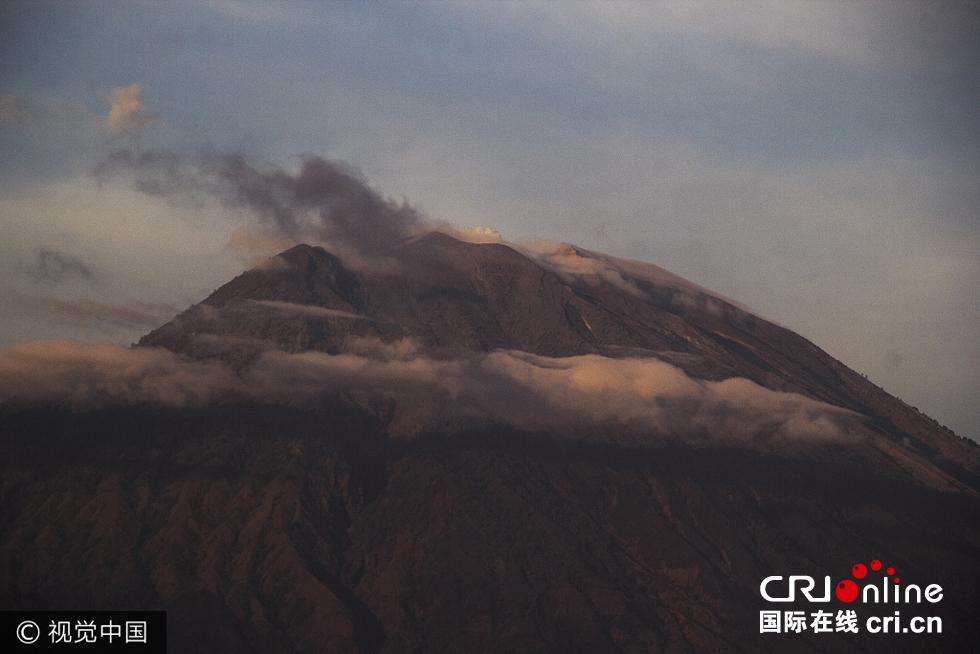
left=24, top=249, right=95, bottom=285
left=96, top=149, right=426, bottom=253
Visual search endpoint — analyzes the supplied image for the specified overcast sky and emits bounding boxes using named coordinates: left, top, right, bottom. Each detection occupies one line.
left=1, top=1, right=977, bottom=439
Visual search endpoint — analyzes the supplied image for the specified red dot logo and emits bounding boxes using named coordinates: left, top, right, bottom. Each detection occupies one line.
left=893, top=577, right=901, bottom=584
left=835, top=579, right=859, bottom=603
left=870, top=559, right=882, bottom=571
left=851, top=563, right=868, bottom=579
left=886, top=566, right=895, bottom=575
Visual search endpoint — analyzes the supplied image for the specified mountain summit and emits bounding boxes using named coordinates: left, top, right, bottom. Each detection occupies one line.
left=2, top=232, right=977, bottom=652
left=145, top=232, right=973, bottom=468
left=145, top=232, right=759, bottom=361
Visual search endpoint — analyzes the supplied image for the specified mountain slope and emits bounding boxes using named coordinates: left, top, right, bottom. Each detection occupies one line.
left=143, top=233, right=977, bottom=483
left=2, top=232, right=977, bottom=653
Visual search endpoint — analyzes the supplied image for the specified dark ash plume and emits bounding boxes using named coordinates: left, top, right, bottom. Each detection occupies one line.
left=96, top=149, right=425, bottom=253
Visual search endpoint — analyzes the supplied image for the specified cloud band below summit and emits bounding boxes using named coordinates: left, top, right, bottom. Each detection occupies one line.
left=0, top=340, right=860, bottom=444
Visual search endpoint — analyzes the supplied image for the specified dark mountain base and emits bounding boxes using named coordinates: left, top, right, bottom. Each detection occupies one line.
left=2, top=405, right=977, bottom=653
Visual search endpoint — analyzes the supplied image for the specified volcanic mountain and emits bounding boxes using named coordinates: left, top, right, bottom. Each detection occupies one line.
left=1, top=231, right=977, bottom=652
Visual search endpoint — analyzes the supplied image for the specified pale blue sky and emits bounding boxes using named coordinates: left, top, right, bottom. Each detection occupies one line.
left=1, top=1, right=977, bottom=438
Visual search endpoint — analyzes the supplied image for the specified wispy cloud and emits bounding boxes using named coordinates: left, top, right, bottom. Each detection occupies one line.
left=0, top=340, right=239, bottom=408
left=3, top=289, right=175, bottom=333
left=0, top=338, right=861, bottom=444
left=249, top=300, right=377, bottom=322
left=250, top=347, right=860, bottom=442
left=105, top=84, right=156, bottom=136
left=22, top=248, right=95, bottom=285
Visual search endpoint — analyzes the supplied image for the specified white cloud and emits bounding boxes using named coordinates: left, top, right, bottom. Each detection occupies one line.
left=0, top=339, right=860, bottom=444
left=248, top=347, right=860, bottom=442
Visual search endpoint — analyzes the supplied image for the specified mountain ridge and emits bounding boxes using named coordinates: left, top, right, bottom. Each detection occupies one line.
left=142, top=232, right=975, bottom=464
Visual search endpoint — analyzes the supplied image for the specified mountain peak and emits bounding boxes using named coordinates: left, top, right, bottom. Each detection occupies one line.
left=138, top=235, right=974, bottom=466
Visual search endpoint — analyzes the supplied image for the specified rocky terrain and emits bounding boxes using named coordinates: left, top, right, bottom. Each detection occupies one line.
left=1, top=232, right=977, bottom=652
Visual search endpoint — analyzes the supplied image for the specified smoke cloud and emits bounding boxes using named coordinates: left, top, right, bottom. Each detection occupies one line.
left=97, top=149, right=427, bottom=254
left=0, top=339, right=860, bottom=443
left=225, top=226, right=299, bottom=265
left=22, top=249, right=95, bottom=285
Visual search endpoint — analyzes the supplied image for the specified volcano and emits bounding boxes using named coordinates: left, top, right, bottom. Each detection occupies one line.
left=1, top=231, right=977, bottom=653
